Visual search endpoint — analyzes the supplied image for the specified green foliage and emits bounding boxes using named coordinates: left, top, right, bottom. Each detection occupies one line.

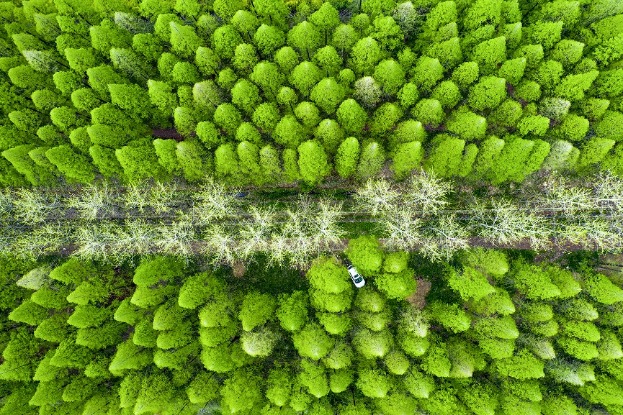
left=555, top=71, right=600, bottom=101
left=431, top=81, right=461, bottom=110
left=2, top=250, right=623, bottom=413
left=336, top=99, right=367, bottom=135
left=277, top=291, right=308, bottom=332
left=412, top=98, right=444, bottom=128
left=294, top=101, right=321, bottom=129
left=2, top=145, right=55, bottom=185
left=314, top=46, right=342, bottom=77
left=45, top=145, right=95, bottom=183
left=583, top=272, right=623, bottom=305
left=517, top=115, right=550, bottom=137
left=471, top=36, right=506, bottom=75
left=212, top=25, right=243, bottom=59
left=412, top=56, right=445, bottom=93
left=353, top=327, right=393, bottom=359
left=452, top=61, right=480, bottom=90
left=578, top=137, right=615, bottom=170
left=397, top=82, right=420, bottom=109
left=297, top=140, right=330, bottom=185
left=288, top=21, right=322, bottom=61
left=469, top=76, right=507, bottom=111
left=449, top=266, right=496, bottom=301
left=426, top=37, right=464, bottom=70
left=89, top=145, right=125, bottom=178
left=374, top=269, right=417, bottom=299
left=595, top=111, right=623, bottom=141
left=314, top=119, right=344, bottom=154
left=424, top=136, right=466, bottom=177
left=512, top=263, right=561, bottom=300
left=239, top=291, right=277, bottom=331
left=428, top=301, right=471, bottom=333
left=349, top=37, right=382, bottom=75
left=293, top=323, right=335, bottom=360
left=333, top=136, right=359, bottom=179
left=154, top=139, right=181, bottom=174
left=369, top=103, right=403, bottom=137
left=273, top=115, right=308, bottom=149
left=391, top=141, right=423, bottom=179
left=345, top=236, right=383, bottom=275
left=446, top=110, right=487, bottom=141
left=310, top=78, right=345, bottom=115
left=64, top=48, right=98, bottom=74
left=254, top=24, right=286, bottom=57
left=356, top=368, right=393, bottom=398
left=308, top=257, right=351, bottom=294
left=116, top=144, right=168, bottom=182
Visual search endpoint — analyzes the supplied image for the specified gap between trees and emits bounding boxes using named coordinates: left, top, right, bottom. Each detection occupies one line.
left=2, top=172, right=623, bottom=264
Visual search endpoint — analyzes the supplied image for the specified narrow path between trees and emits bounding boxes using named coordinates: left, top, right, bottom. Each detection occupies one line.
left=1, top=172, right=622, bottom=264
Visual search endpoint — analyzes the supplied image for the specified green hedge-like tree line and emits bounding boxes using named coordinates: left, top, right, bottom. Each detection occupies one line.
left=1, top=0, right=623, bottom=187
left=1, top=243, right=623, bottom=414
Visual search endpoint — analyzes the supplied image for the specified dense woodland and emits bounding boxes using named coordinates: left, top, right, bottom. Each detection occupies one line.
left=0, top=0, right=623, bottom=186
left=1, top=246, right=623, bottom=415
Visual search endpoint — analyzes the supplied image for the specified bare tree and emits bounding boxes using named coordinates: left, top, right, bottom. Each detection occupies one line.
left=420, top=215, right=469, bottom=261
left=67, top=183, right=115, bottom=221
left=353, top=178, right=400, bottom=216
left=13, top=222, right=68, bottom=259
left=149, top=181, right=179, bottom=215
left=74, top=223, right=120, bottom=262
left=124, top=182, right=151, bottom=214
left=155, top=214, right=196, bottom=258
left=581, top=217, right=623, bottom=252
left=239, top=206, right=276, bottom=259
left=193, top=179, right=239, bottom=225
left=470, top=199, right=550, bottom=249
left=0, top=189, right=13, bottom=219
left=267, top=233, right=291, bottom=266
left=402, top=170, right=452, bottom=215
left=594, top=171, right=623, bottom=213
left=115, top=219, right=157, bottom=257
left=203, top=224, right=238, bottom=265
left=279, top=207, right=316, bottom=267
left=310, top=198, right=345, bottom=250
left=381, top=210, right=423, bottom=251
left=540, top=176, right=597, bottom=216
left=13, top=188, right=60, bottom=224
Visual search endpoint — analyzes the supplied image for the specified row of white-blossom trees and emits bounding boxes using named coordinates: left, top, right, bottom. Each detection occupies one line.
left=356, top=171, right=623, bottom=260
left=1, top=172, right=623, bottom=264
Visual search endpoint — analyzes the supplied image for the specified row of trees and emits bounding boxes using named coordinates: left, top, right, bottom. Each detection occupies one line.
left=1, top=247, right=623, bottom=414
left=1, top=0, right=623, bottom=186
left=1, top=172, right=623, bottom=263
left=6, top=127, right=623, bottom=187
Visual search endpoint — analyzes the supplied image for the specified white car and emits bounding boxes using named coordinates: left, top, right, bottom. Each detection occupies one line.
left=346, top=263, right=366, bottom=288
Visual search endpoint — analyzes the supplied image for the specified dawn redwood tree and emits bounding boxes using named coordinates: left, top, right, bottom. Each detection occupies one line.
left=349, top=37, right=382, bottom=75
left=336, top=98, right=367, bottom=134
left=290, top=61, right=323, bottom=98
left=250, top=61, right=284, bottom=99
left=288, top=21, right=322, bottom=60
left=297, top=140, right=330, bottom=186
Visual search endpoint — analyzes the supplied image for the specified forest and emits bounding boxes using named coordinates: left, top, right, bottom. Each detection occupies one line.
left=0, top=0, right=622, bottom=186
left=2, top=247, right=623, bottom=415
left=1, top=0, right=623, bottom=413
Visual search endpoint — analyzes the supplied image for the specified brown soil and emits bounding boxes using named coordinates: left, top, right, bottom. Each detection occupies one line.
left=406, top=278, right=432, bottom=309
left=231, top=260, right=247, bottom=278
left=152, top=128, right=193, bottom=141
